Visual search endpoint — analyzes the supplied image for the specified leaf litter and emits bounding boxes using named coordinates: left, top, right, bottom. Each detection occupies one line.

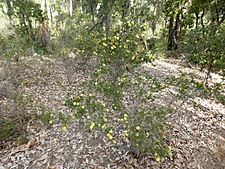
left=0, top=55, right=224, bottom=169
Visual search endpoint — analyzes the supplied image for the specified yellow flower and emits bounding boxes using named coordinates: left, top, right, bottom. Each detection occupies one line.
left=127, top=22, right=132, bottom=27
left=49, top=120, right=53, bottom=124
left=107, top=133, right=113, bottom=140
left=124, top=114, right=128, bottom=117
left=109, top=129, right=113, bottom=134
left=136, top=126, right=141, bottom=130
left=101, top=124, right=106, bottom=129
left=154, top=153, right=161, bottom=162
left=103, top=117, right=108, bottom=122
left=124, top=116, right=128, bottom=121
left=111, top=45, right=116, bottom=50
left=61, top=124, right=68, bottom=131
left=90, top=122, right=95, bottom=130
left=167, top=146, right=173, bottom=157
left=124, top=130, right=129, bottom=137
left=118, top=118, right=123, bottom=122
left=101, top=102, right=106, bottom=107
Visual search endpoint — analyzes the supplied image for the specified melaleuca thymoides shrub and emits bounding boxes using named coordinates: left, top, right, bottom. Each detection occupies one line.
left=64, top=22, right=173, bottom=161
left=65, top=71, right=173, bottom=160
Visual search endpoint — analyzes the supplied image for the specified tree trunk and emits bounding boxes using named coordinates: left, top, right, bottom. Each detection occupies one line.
left=201, top=9, right=205, bottom=31
left=195, top=12, right=199, bottom=29
left=69, top=0, right=73, bottom=16
left=151, top=20, right=156, bottom=35
left=46, top=0, right=52, bottom=28
left=167, top=14, right=179, bottom=50
left=40, top=0, right=45, bottom=11
left=105, top=14, right=110, bottom=37
left=89, top=0, right=95, bottom=25
left=21, top=14, right=34, bottom=52
left=167, top=16, right=174, bottom=50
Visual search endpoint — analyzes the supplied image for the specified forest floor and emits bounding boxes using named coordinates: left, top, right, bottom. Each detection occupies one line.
left=0, top=54, right=224, bottom=169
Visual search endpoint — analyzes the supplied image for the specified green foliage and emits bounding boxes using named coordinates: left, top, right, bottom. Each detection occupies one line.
left=0, top=33, right=28, bottom=61
left=181, top=25, right=225, bottom=72
left=39, top=111, right=54, bottom=126
left=16, top=135, right=28, bottom=145
left=7, top=0, right=43, bottom=22
left=2, top=0, right=46, bottom=53
left=0, top=120, right=15, bottom=142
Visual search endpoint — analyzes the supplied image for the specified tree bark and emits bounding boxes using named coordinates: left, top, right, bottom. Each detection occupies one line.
left=195, top=12, right=199, bottom=29
left=167, top=14, right=180, bottom=50
left=21, top=14, right=34, bottom=52
left=69, top=0, right=73, bottom=16
left=89, top=0, right=95, bottom=25
left=201, top=9, right=205, bottom=30
left=105, top=14, right=110, bottom=37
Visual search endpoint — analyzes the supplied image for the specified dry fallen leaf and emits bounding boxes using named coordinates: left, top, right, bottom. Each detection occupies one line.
left=26, top=138, right=39, bottom=150
left=48, top=165, right=57, bottom=169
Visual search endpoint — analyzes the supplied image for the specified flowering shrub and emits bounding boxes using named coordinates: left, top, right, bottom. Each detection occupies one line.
left=64, top=22, right=172, bottom=161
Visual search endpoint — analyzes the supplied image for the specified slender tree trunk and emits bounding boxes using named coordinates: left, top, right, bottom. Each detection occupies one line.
left=46, top=0, right=52, bottom=28
left=167, top=16, right=174, bottom=50
left=167, top=14, right=179, bottom=50
left=21, top=14, right=34, bottom=52
left=89, top=0, right=95, bottom=25
left=195, top=12, right=199, bottom=29
left=69, top=0, right=73, bottom=16
left=151, top=21, right=156, bottom=35
left=201, top=9, right=205, bottom=32
left=105, top=14, right=110, bottom=37
left=40, top=0, right=45, bottom=11
left=103, top=0, right=114, bottom=37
